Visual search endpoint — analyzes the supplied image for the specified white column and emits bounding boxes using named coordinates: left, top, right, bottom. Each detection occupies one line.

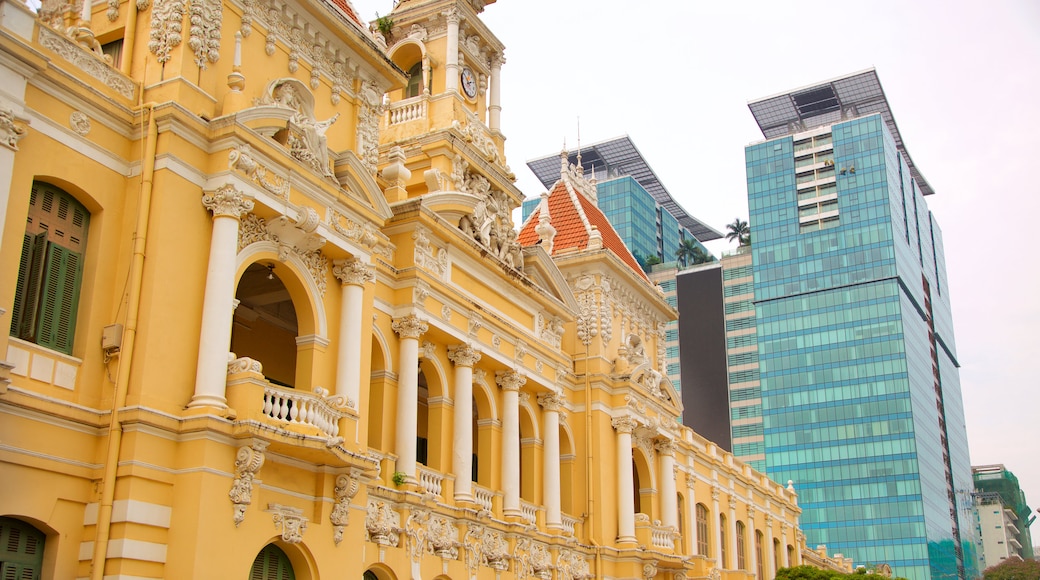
left=686, top=477, right=699, bottom=555
left=444, top=7, right=460, bottom=94
left=747, top=505, right=758, bottom=576
left=392, top=313, right=427, bottom=479
left=497, top=370, right=525, bottom=517
left=780, top=523, right=790, bottom=567
left=794, top=528, right=804, bottom=565
left=712, top=484, right=724, bottom=567
left=613, top=416, right=638, bottom=543
left=728, top=496, right=738, bottom=570
left=332, top=258, right=373, bottom=409
left=765, top=515, right=776, bottom=579
left=538, top=392, right=563, bottom=529
left=448, top=344, right=480, bottom=502
left=489, top=53, right=504, bottom=132
left=657, top=440, right=678, bottom=534
left=189, top=185, right=254, bottom=409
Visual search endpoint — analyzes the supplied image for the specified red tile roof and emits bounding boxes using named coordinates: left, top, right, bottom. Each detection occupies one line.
left=326, top=0, right=363, bottom=26
left=518, top=179, right=649, bottom=282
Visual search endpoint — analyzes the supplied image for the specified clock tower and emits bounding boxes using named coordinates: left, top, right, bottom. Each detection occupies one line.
left=374, top=0, right=517, bottom=207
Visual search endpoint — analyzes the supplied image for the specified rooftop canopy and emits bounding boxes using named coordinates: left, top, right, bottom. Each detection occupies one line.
left=748, top=68, right=934, bottom=196
left=526, top=136, right=722, bottom=242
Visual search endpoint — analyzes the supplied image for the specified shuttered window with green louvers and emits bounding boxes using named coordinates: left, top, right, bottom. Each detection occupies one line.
left=250, top=544, right=296, bottom=580
left=9, top=183, right=88, bottom=355
left=0, top=517, right=46, bottom=580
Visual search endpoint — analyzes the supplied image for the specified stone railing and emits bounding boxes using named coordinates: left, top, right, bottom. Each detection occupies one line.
left=261, top=384, right=347, bottom=441
left=473, top=485, right=495, bottom=514
left=650, top=521, right=678, bottom=550
left=387, top=96, right=427, bottom=126
left=561, top=513, right=581, bottom=537
left=416, top=465, right=444, bottom=498
left=519, top=500, right=539, bottom=526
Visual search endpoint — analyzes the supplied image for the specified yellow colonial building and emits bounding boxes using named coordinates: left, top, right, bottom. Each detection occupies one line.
left=0, top=0, right=853, bottom=578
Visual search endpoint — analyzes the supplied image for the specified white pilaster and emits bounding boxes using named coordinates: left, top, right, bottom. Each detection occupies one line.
left=489, top=53, right=504, bottom=132
left=332, top=259, right=374, bottom=409
left=765, top=515, right=776, bottom=579
left=747, top=505, right=758, bottom=576
left=497, top=369, right=524, bottom=517
left=613, top=416, right=638, bottom=543
left=448, top=344, right=480, bottom=502
left=712, top=485, right=724, bottom=567
left=657, top=440, right=678, bottom=533
left=392, top=313, right=427, bottom=479
left=728, top=496, right=738, bottom=570
left=539, top=392, right=563, bottom=529
left=444, top=7, right=460, bottom=94
left=780, top=523, right=790, bottom=567
left=189, top=185, right=254, bottom=409
left=686, top=477, right=699, bottom=555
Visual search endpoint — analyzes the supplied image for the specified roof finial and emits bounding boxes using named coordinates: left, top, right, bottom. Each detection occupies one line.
left=575, top=116, right=583, bottom=176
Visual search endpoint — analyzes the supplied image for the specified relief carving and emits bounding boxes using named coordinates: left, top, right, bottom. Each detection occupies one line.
left=228, top=440, right=268, bottom=526
left=365, top=499, right=401, bottom=547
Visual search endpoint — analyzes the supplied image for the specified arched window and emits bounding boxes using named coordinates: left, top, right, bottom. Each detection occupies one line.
left=755, top=530, right=764, bottom=579
left=0, top=517, right=46, bottom=579
left=719, top=514, right=728, bottom=568
left=695, top=503, right=709, bottom=556
left=11, top=182, right=89, bottom=355
left=363, top=572, right=378, bottom=580
left=250, top=544, right=295, bottom=580
left=405, top=62, right=422, bottom=98
left=786, top=544, right=795, bottom=567
left=736, top=521, right=746, bottom=570
left=774, top=538, right=782, bottom=572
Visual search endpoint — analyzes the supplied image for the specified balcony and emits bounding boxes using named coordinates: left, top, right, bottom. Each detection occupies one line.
left=387, top=96, right=428, bottom=126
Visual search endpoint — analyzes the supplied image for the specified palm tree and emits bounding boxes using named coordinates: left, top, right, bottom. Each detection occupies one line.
left=675, top=238, right=713, bottom=267
left=726, top=218, right=750, bottom=246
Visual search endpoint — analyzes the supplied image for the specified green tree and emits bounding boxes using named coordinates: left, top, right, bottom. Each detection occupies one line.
left=726, top=217, right=750, bottom=246
left=675, top=238, right=712, bottom=267
left=983, top=557, right=1040, bottom=580
left=775, top=566, right=907, bottom=580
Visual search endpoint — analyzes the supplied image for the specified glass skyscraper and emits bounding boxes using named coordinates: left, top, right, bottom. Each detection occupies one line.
left=744, top=70, right=978, bottom=580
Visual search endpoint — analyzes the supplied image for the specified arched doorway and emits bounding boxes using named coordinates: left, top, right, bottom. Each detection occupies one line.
left=250, top=543, right=295, bottom=579
left=232, top=262, right=299, bottom=387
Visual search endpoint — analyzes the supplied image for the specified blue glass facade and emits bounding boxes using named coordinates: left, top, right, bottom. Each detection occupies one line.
left=746, top=115, right=977, bottom=580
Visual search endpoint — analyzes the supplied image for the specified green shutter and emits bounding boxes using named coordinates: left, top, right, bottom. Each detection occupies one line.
left=0, top=518, right=43, bottom=580
left=9, top=232, right=47, bottom=341
left=249, top=545, right=295, bottom=580
left=34, top=244, right=84, bottom=355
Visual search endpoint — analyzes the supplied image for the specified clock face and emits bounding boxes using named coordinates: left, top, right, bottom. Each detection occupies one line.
left=461, top=67, right=477, bottom=99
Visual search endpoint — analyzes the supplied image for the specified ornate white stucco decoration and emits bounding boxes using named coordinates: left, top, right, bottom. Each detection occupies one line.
left=227, top=355, right=262, bottom=375
left=514, top=538, right=552, bottom=580
left=452, top=115, right=507, bottom=169
left=39, top=27, right=135, bottom=99
left=535, top=311, right=564, bottom=349
left=406, top=510, right=459, bottom=561
left=268, top=504, right=307, bottom=543
left=412, top=280, right=431, bottom=306
left=188, top=0, right=221, bottom=69
left=455, top=163, right=523, bottom=269
left=328, top=208, right=380, bottom=250
left=642, top=562, right=658, bottom=579
left=69, top=111, right=90, bottom=136
left=147, top=0, right=185, bottom=64
left=256, top=79, right=338, bottom=179
left=228, top=440, right=268, bottom=527
left=534, top=191, right=556, bottom=253
left=356, top=80, right=383, bottom=172
left=329, top=472, right=360, bottom=545
left=621, top=333, right=665, bottom=399
left=514, top=339, right=527, bottom=365
left=413, top=227, right=447, bottom=277
left=365, top=499, right=401, bottom=547
left=239, top=213, right=329, bottom=297
left=708, top=567, right=722, bottom=580
left=228, top=144, right=289, bottom=199
left=0, top=108, right=27, bottom=151
left=420, top=341, right=435, bottom=361
left=557, top=549, right=592, bottom=580
left=440, top=305, right=452, bottom=321
left=468, top=311, right=483, bottom=336
left=464, top=525, right=509, bottom=571
left=570, top=273, right=612, bottom=347
left=491, top=335, right=500, bottom=350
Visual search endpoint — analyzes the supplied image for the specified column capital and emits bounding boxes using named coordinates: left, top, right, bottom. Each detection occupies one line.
left=686, top=475, right=697, bottom=492
left=765, top=514, right=774, bottom=527
left=655, top=439, right=677, bottom=456
left=443, top=5, right=459, bottom=24
left=537, top=391, right=563, bottom=412
left=611, top=416, right=638, bottom=434
left=728, top=496, right=738, bottom=511
left=333, top=258, right=375, bottom=286
left=747, top=505, right=756, bottom=520
left=203, top=184, right=254, bottom=219
left=392, top=313, right=427, bottom=339
left=447, top=344, right=481, bottom=367
left=495, top=369, right=525, bottom=392
left=491, top=52, right=506, bottom=68
left=711, top=484, right=721, bottom=502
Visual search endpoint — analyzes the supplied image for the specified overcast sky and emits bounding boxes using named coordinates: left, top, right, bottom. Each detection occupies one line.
left=352, top=0, right=1040, bottom=519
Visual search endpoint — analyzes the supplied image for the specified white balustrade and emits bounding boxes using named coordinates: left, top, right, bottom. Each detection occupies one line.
left=520, top=500, right=539, bottom=525
left=262, top=385, right=347, bottom=440
left=387, top=97, right=427, bottom=126
left=651, top=523, right=678, bottom=550
left=473, top=485, right=495, bottom=513
left=561, top=513, right=580, bottom=537
left=416, top=465, right=444, bottom=497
